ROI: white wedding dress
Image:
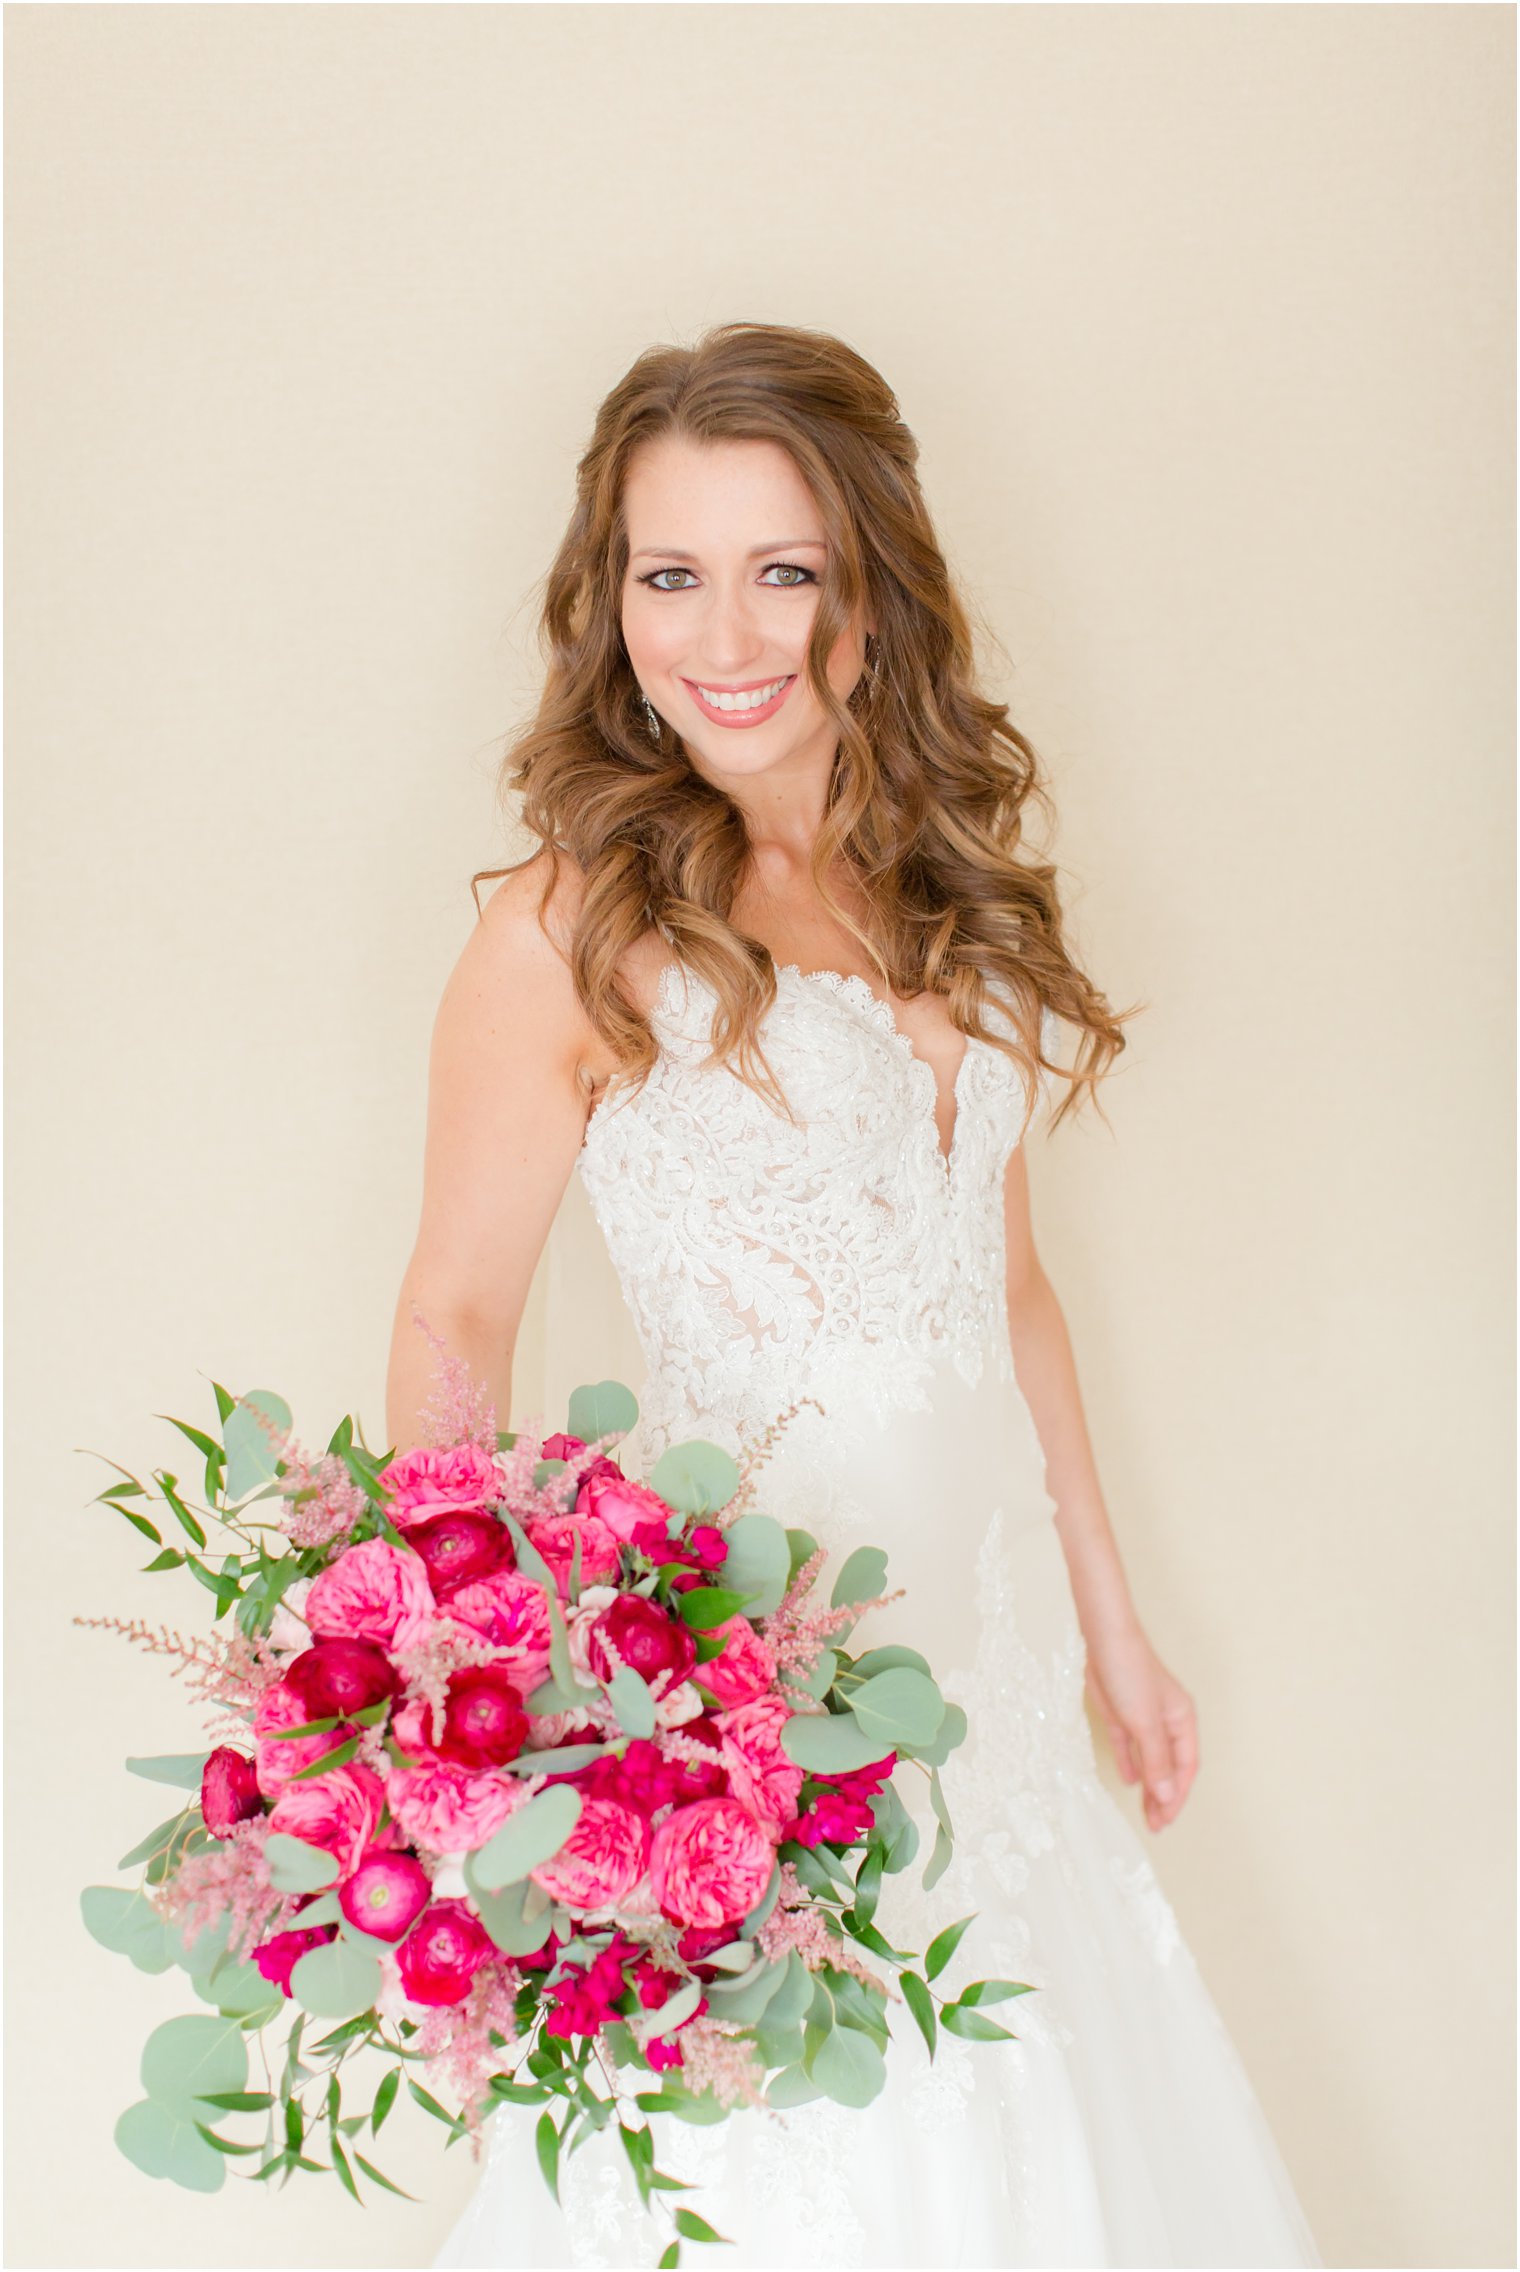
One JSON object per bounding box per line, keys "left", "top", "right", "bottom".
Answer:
{"left": 436, "top": 961, "right": 1322, "bottom": 2271}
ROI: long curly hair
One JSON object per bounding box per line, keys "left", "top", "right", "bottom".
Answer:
{"left": 471, "top": 320, "right": 1137, "bottom": 1132}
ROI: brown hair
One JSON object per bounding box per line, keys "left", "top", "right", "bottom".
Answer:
{"left": 471, "top": 319, "right": 1137, "bottom": 1132}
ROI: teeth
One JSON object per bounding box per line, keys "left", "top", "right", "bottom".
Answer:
{"left": 696, "top": 676, "right": 790, "bottom": 712}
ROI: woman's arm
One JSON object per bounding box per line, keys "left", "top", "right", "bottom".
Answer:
{"left": 385, "top": 851, "right": 597, "bottom": 1453}
{"left": 1002, "top": 1145, "right": 1199, "bottom": 1832}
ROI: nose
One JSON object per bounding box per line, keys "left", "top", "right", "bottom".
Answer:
{"left": 693, "top": 581, "right": 770, "bottom": 677}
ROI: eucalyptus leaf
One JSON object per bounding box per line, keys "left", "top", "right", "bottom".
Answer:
{"left": 288, "top": 1938, "right": 382, "bottom": 2021}
{"left": 565, "top": 1379, "right": 640, "bottom": 1444}
{"left": 848, "top": 1666, "right": 946, "bottom": 1749}
{"left": 921, "top": 1820, "right": 953, "bottom": 1893}
{"left": 470, "top": 1783, "right": 583, "bottom": 1890}
{"left": 115, "top": 2099, "right": 226, "bottom": 2193}
{"left": 647, "top": 1439, "right": 740, "bottom": 1519}
{"left": 632, "top": 1978, "right": 704, "bottom": 2044}
{"left": 713, "top": 1513, "right": 792, "bottom": 1618}
{"left": 125, "top": 1752, "right": 210, "bottom": 1791}
{"left": 140, "top": 2015, "right": 248, "bottom": 2118}
{"left": 829, "top": 1544, "right": 888, "bottom": 1612}
{"left": 784, "top": 1526, "right": 819, "bottom": 1579}
{"left": 779, "top": 1709, "right": 888, "bottom": 1776}
{"left": 762, "top": 1949, "right": 815, "bottom": 2031}
{"left": 766, "top": 2062, "right": 826, "bottom": 2109}
{"left": 910, "top": 1700, "right": 968, "bottom": 1767}
{"left": 606, "top": 1664, "right": 656, "bottom": 1738}
{"left": 739, "top": 1858, "right": 781, "bottom": 1936}
{"left": 80, "top": 1886, "right": 183, "bottom": 1975}
{"left": 848, "top": 1643, "right": 931, "bottom": 1679}
{"left": 701, "top": 1961, "right": 785, "bottom": 2025}
{"left": 506, "top": 1740, "right": 609, "bottom": 1775}
{"left": 809, "top": 2021, "right": 886, "bottom": 2108}
{"left": 117, "top": 1810, "right": 194, "bottom": 1871}
{"left": 264, "top": 1833, "right": 341, "bottom": 1893}
{"left": 223, "top": 1390, "right": 292, "bottom": 1502}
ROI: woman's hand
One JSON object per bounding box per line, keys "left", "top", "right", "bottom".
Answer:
{"left": 1083, "top": 1620, "right": 1199, "bottom": 1832}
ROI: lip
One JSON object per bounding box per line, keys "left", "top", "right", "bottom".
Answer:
{"left": 681, "top": 674, "right": 796, "bottom": 728}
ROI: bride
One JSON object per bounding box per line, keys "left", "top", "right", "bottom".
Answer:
{"left": 388, "top": 321, "right": 1322, "bottom": 2269}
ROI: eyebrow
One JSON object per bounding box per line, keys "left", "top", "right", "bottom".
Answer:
{"left": 629, "top": 538, "right": 828, "bottom": 562}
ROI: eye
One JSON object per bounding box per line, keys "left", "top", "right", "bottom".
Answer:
{"left": 638, "top": 567, "right": 697, "bottom": 592}
{"left": 759, "top": 561, "right": 818, "bottom": 587}
{"left": 634, "top": 560, "right": 819, "bottom": 593}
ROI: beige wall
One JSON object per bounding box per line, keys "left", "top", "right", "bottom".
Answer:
{"left": 6, "top": 7, "right": 1512, "bottom": 2267}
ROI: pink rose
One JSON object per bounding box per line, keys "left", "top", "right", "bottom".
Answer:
{"left": 444, "top": 1568, "right": 555, "bottom": 1696}
{"left": 267, "top": 1763, "right": 386, "bottom": 1878}
{"left": 529, "top": 1795, "right": 650, "bottom": 1910}
{"left": 396, "top": 1899, "right": 494, "bottom": 2006}
{"left": 577, "top": 1470, "right": 676, "bottom": 1546}
{"left": 407, "top": 1509, "right": 514, "bottom": 1600}
{"left": 284, "top": 1639, "right": 399, "bottom": 1719}
{"left": 252, "top": 1677, "right": 355, "bottom": 1800}
{"left": 525, "top": 1513, "right": 622, "bottom": 1592}
{"left": 587, "top": 1594, "right": 697, "bottom": 1695}
{"left": 253, "top": 1921, "right": 337, "bottom": 1997}
{"left": 200, "top": 1747, "right": 263, "bottom": 1836}
{"left": 648, "top": 1796, "right": 776, "bottom": 1929}
{"left": 338, "top": 1848, "right": 431, "bottom": 1943}
{"left": 697, "top": 1614, "right": 777, "bottom": 1710}
{"left": 385, "top": 1757, "right": 528, "bottom": 1854}
{"left": 715, "top": 1694, "right": 804, "bottom": 1836}
{"left": 306, "top": 1539, "right": 435, "bottom": 1655}
{"left": 378, "top": 1443, "right": 503, "bottom": 1529}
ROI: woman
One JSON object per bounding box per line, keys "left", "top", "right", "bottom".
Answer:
{"left": 395, "top": 322, "right": 1321, "bottom": 2268}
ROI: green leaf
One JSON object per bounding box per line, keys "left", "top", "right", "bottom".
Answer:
{"left": 847, "top": 1666, "right": 945, "bottom": 1748}
{"left": 192, "top": 2124, "right": 262, "bottom": 2157}
{"left": 535, "top": 2109, "right": 561, "bottom": 2204}
{"left": 921, "top": 1821, "right": 953, "bottom": 1893}
{"left": 658, "top": 2243, "right": 680, "bottom": 2269}
{"left": 115, "top": 2098, "right": 225, "bottom": 2192}
{"left": 140, "top": 2015, "right": 248, "bottom": 2118}
{"left": 462, "top": 1859, "right": 560, "bottom": 1958}
{"left": 197, "top": 2090, "right": 275, "bottom": 2113}
{"left": 289, "top": 1736, "right": 361, "bottom": 1780}
{"left": 958, "top": 1977, "right": 1036, "bottom": 2006}
{"left": 117, "top": 1809, "right": 193, "bottom": 1870}
{"left": 503, "top": 1739, "right": 609, "bottom": 1775}
{"left": 899, "top": 1970, "right": 937, "bottom": 2059}
{"left": 264, "top": 1833, "right": 341, "bottom": 1893}
{"left": 352, "top": 2151, "right": 417, "bottom": 2200}
{"left": 910, "top": 1699, "right": 968, "bottom": 1766}
{"left": 565, "top": 1379, "right": 640, "bottom": 1443}
{"left": 851, "top": 1839, "right": 885, "bottom": 1929}
{"left": 112, "top": 1503, "right": 164, "bottom": 1546}
{"left": 830, "top": 1544, "right": 888, "bottom": 1611}
{"left": 606, "top": 1664, "right": 656, "bottom": 1738}
{"left": 330, "top": 2134, "right": 362, "bottom": 2203}
{"left": 223, "top": 1391, "right": 292, "bottom": 1500}
{"left": 713, "top": 1512, "right": 792, "bottom": 1618}
{"left": 738, "top": 1858, "right": 782, "bottom": 1936}
{"left": 80, "top": 1885, "right": 183, "bottom": 1974}
{"left": 141, "top": 1548, "right": 186, "bottom": 1573}
{"left": 808, "top": 2021, "right": 887, "bottom": 2108}
{"left": 371, "top": 2066, "right": 401, "bottom": 2132}
{"left": 154, "top": 1471, "right": 208, "bottom": 1548}
{"left": 940, "top": 2002, "right": 1017, "bottom": 2042}
{"left": 924, "top": 1912, "right": 977, "bottom": 1982}
{"left": 647, "top": 1438, "right": 741, "bottom": 1519}
{"left": 848, "top": 1643, "right": 931, "bottom": 1679}
{"left": 778, "top": 1710, "right": 885, "bottom": 1775}
{"left": 470, "top": 1783, "right": 583, "bottom": 1890}
{"left": 674, "top": 2207, "right": 730, "bottom": 2243}
{"left": 288, "top": 1939, "right": 382, "bottom": 2021}
{"left": 126, "top": 1752, "right": 210, "bottom": 1790}
{"left": 765, "top": 2062, "right": 825, "bottom": 2108}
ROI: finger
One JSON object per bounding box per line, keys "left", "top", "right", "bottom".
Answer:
{"left": 1134, "top": 1721, "right": 1176, "bottom": 1820}
{"left": 1165, "top": 1701, "right": 1200, "bottom": 1808}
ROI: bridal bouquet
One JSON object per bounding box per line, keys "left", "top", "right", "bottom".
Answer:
{"left": 79, "top": 1350, "right": 1028, "bottom": 2261}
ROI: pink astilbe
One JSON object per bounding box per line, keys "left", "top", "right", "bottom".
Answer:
{"left": 269, "top": 1438, "right": 370, "bottom": 1550}
{"left": 722, "top": 1396, "right": 828, "bottom": 1525}
{"left": 73, "top": 1617, "right": 284, "bottom": 1720}
{"left": 152, "top": 1815, "right": 297, "bottom": 1960}
{"left": 754, "top": 1861, "right": 893, "bottom": 1998}
{"left": 409, "top": 1305, "right": 498, "bottom": 1454}
{"left": 756, "top": 1551, "right": 906, "bottom": 1696}
{"left": 670, "top": 2016, "right": 768, "bottom": 2109}
{"left": 412, "top": 1960, "right": 526, "bottom": 2128}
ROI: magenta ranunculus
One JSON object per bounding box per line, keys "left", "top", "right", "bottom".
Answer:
{"left": 576, "top": 1469, "right": 677, "bottom": 1546}
{"left": 715, "top": 1694, "right": 804, "bottom": 1836}
{"left": 266, "top": 1762, "right": 386, "bottom": 1878}
{"left": 587, "top": 1594, "right": 697, "bottom": 1694}
{"left": 443, "top": 1568, "right": 555, "bottom": 1695}
{"left": 525, "top": 1512, "right": 622, "bottom": 1592}
{"left": 436, "top": 1666, "right": 530, "bottom": 1769}
{"left": 529, "top": 1796, "right": 650, "bottom": 1910}
{"left": 284, "top": 1639, "right": 399, "bottom": 1720}
{"left": 396, "top": 1899, "right": 495, "bottom": 2005}
{"left": 385, "top": 1756, "right": 528, "bottom": 1854}
{"left": 553, "top": 1735, "right": 682, "bottom": 1817}
{"left": 647, "top": 1795, "right": 777, "bottom": 1929}
{"left": 377, "top": 1442, "right": 504, "bottom": 1530}
{"left": 696, "top": 1613, "right": 777, "bottom": 1710}
{"left": 337, "top": 1847, "right": 432, "bottom": 1943}
{"left": 252, "top": 1677, "right": 355, "bottom": 1799}
{"left": 200, "top": 1746, "right": 263, "bottom": 1836}
{"left": 407, "top": 1509, "right": 514, "bottom": 1601}
{"left": 544, "top": 1932, "right": 636, "bottom": 2038}
{"left": 661, "top": 1714, "right": 730, "bottom": 1804}
{"left": 305, "top": 1538, "right": 435, "bottom": 1655}
{"left": 252, "top": 1922, "right": 337, "bottom": 1996}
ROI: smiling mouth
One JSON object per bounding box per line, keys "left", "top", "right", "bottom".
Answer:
{"left": 683, "top": 674, "right": 796, "bottom": 724}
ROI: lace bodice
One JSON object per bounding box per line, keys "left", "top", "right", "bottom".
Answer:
{"left": 576, "top": 962, "right": 1059, "bottom": 1461}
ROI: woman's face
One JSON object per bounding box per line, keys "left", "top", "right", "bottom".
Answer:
{"left": 619, "top": 433, "right": 872, "bottom": 791}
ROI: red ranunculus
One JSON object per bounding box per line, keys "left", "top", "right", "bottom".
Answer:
{"left": 338, "top": 1848, "right": 432, "bottom": 1943}
{"left": 662, "top": 1714, "right": 729, "bottom": 1804}
{"left": 587, "top": 1594, "right": 697, "bottom": 1693}
{"left": 406, "top": 1510, "right": 515, "bottom": 1601}
{"left": 396, "top": 1899, "right": 494, "bottom": 2006}
{"left": 252, "top": 1922, "right": 336, "bottom": 1997}
{"left": 200, "top": 1746, "right": 263, "bottom": 1837}
{"left": 285, "top": 1639, "right": 399, "bottom": 1720}
{"left": 435, "top": 1666, "right": 530, "bottom": 1769}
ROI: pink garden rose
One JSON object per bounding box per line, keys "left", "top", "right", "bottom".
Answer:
{"left": 267, "top": 1762, "right": 386, "bottom": 1878}
{"left": 306, "top": 1538, "right": 435, "bottom": 1655}
{"left": 576, "top": 1469, "right": 676, "bottom": 1546}
{"left": 385, "top": 1757, "right": 528, "bottom": 1854}
{"left": 715, "top": 1694, "right": 804, "bottom": 1836}
{"left": 253, "top": 1921, "right": 336, "bottom": 1997}
{"left": 396, "top": 1899, "right": 495, "bottom": 2006}
{"left": 648, "top": 1795, "right": 776, "bottom": 1930}
{"left": 200, "top": 1747, "right": 263, "bottom": 1836}
{"left": 378, "top": 1443, "right": 503, "bottom": 1529}
{"left": 443, "top": 1568, "right": 555, "bottom": 1696}
{"left": 406, "top": 1509, "right": 514, "bottom": 1601}
{"left": 338, "top": 1848, "right": 432, "bottom": 1943}
{"left": 529, "top": 1795, "right": 650, "bottom": 1910}
{"left": 586, "top": 1593, "right": 697, "bottom": 1694}
{"left": 697, "top": 1613, "right": 777, "bottom": 1710}
{"left": 524, "top": 1512, "right": 622, "bottom": 1591}
{"left": 252, "top": 1677, "right": 355, "bottom": 1799}
{"left": 284, "top": 1638, "right": 399, "bottom": 1720}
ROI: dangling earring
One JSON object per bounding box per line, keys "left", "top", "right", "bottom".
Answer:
{"left": 853, "top": 636, "right": 881, "bottom": 704}
{"left": 641, "top": 694, "right": 661, "bottom": 741}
